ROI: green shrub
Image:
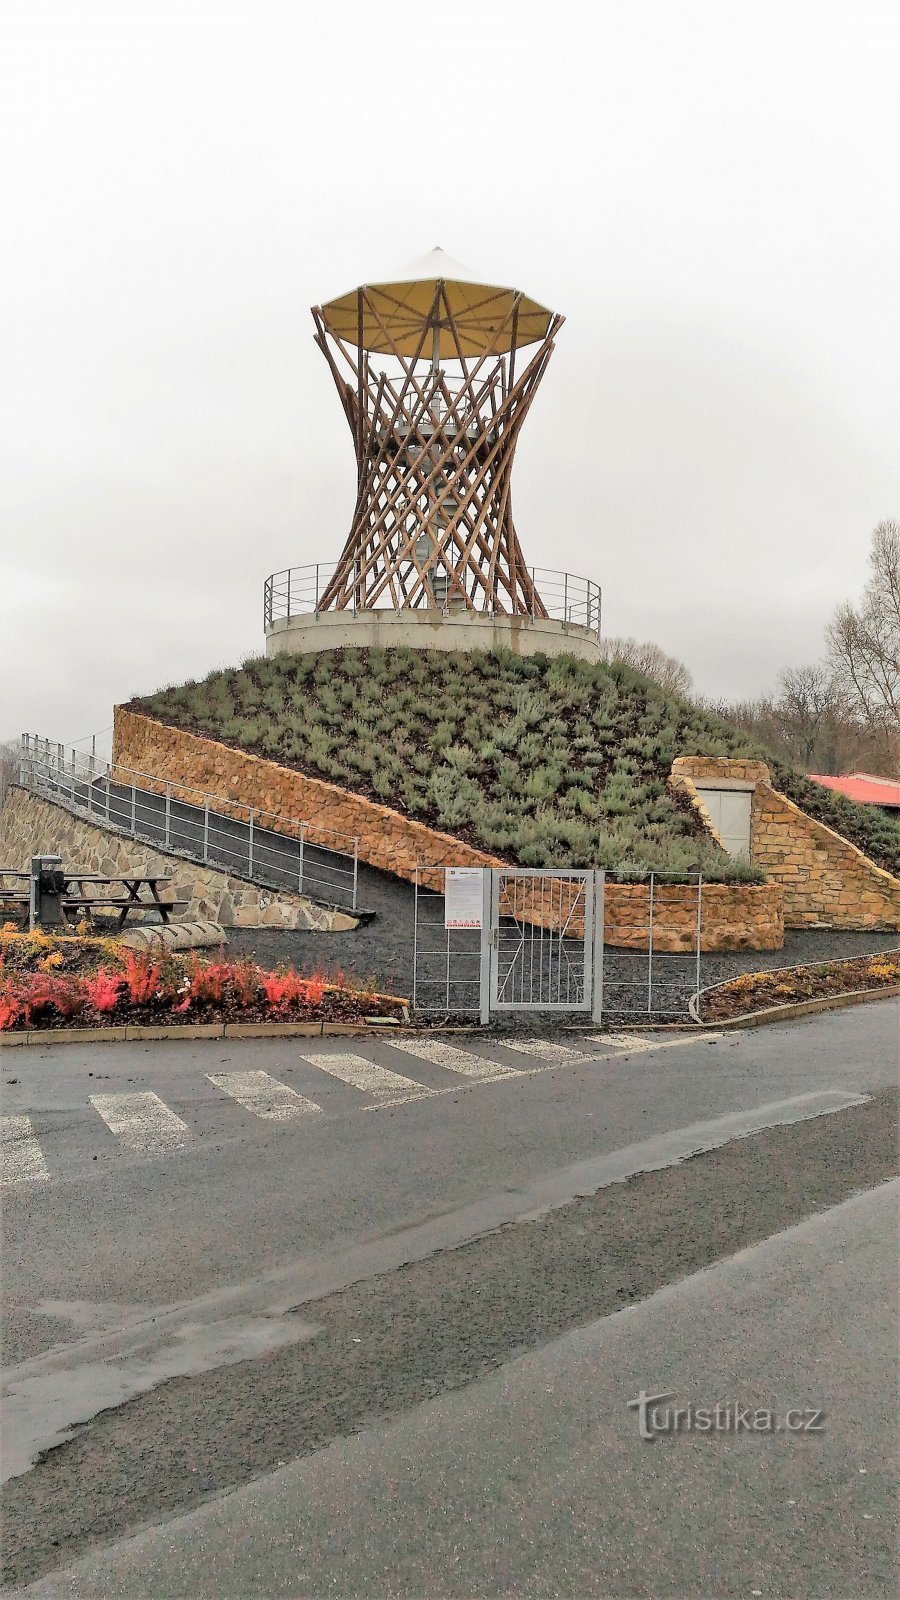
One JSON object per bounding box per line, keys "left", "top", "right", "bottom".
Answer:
{"left": 129, "top": 645, "right": 898, "bottom": 883}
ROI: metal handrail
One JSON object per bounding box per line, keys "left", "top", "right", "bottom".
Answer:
{"left": 264, "top": 563, "right": 602, "bottom": 638}
{"left": 18, "top": 735, "right": 361, "bottom": 912}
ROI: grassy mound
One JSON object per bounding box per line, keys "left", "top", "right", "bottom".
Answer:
{"left": 130, "top": 647, "right": 900, "bottom": 881}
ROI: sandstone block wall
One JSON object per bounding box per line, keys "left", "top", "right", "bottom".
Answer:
{"left": 672, "top": 756, "right": 900, "bottom": 931}
{"left": 113, "top": 711, "right": 785, "bottom": 950}
{"left": 604, "top": 882, "right": 783, "bottom": 952}
{"left": 114, "top": 708, "right": 503, "bottom": 881}
{"left": 0, "top": 787, "right": 355, "bottom": 931}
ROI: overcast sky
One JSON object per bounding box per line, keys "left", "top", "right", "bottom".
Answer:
{"left": 2, "top": 0, "right": 898, "bottom": 749}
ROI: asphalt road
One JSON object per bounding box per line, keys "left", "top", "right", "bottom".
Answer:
{"left": 2, "top": 1000, "right": 898, "bottom": 1595}
{"left": 20, "top": 1182, "right": 897, "bottom": 1600}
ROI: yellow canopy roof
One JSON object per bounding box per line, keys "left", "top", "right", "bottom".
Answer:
{"left": 317, "top": 247, "right": 556, "bottom": 358}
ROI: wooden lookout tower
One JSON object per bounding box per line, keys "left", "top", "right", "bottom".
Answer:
{"left": 312, "top": 249, "right": 562, "bottom": 616}
{"left": 264, "top": 251, "right": 602, "bottom": 661}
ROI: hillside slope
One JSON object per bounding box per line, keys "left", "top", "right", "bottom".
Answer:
{"left": 130, "top": 647, "right": 900, "bottom": 881}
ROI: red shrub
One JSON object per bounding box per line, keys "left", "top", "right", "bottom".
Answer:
{"left": 122, "top": 951, "right": 162, "bottom": 1006}
{"left": 186, "top": 958, "right": 230, "bottom": 1005}
{"left": 175, "top": 956, "right": 259, "bottom": 1012}
{"left": 85, "top": 967, "right": 124, "bottom": 1015}
{"left": 0, "top": 995, "right": 23, "bottom": 1031}
{"left": 260, "top": 968, "right": 326, "bottom": 1010}
{"left": 303, "top": 973, "right": 326, "bottom": 1006}
{"left": 260, "top": 969, "right": 303, "bottom": 1007}
{"left": 230, "top": 961, "right": 261, "bottom": 1009}
{"left": 0, "top": 972, "right": 84, "bottom": 1028}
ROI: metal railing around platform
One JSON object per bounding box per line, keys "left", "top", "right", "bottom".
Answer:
{"left": 263, "top": 563, "right": 602, "bottom": 637}
{"left": 17, "top": 736, "right": 360, "bottom": 913}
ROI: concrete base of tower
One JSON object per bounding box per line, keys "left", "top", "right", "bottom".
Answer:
{"left": 264, "top": 608, "right": 604, "bottom": 663}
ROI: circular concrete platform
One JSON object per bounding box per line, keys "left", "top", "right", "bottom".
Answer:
{"left": 265, "top": 608, "right": 604, "bottom": 663}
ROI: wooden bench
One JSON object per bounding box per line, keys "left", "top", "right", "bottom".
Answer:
{"left": 0, "top": 874, "right": 30, "bottom": 927}
{"left": 61, "top": 873, "right": 187, "bottom": 931}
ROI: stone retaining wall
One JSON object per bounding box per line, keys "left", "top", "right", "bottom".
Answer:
{"left": 672, "top": 756, "right": 900, "bottom": 931}
{"left": 113, "top": 711, "right": 785, "bottom": 950}
{"left": 0, "top": 787, "right": 355, "bottom": 931}
{"left": 604, "top": 882, "right": 783, "bottom": 952}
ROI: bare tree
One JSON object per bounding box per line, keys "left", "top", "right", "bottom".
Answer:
{"left": 774, "top": 664, "right": 856, "bottom": 771}
{"left": 0, "top": 740, "right": 20, "bottom": 809}
{"left": 827, "top": 520, "right": 900, "bottom": 740}
{"left": 698, "top": 681, "right": 889, "bottom": 775}
{"left": 598, "top": 636, "right": 693, "bottom": 697}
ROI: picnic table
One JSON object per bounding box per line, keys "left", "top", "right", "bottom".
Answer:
{"left": 61, "top": 872, "right": 184, "bottom": 930}
{"left": 0, "top": 872, "right": 30, "bottom": 925}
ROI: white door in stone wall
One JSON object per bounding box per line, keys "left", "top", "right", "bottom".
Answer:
{"left": 694, "top": 787, "right": 753, "bottom": 857}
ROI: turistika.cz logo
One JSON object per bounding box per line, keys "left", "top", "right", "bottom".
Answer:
{"left": 628, "top": 1390, "right": 826, "bottom": 1440}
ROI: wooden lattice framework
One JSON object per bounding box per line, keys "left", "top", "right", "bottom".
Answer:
{"left": 311, "top": 260, "right": 564, "bottom": 615}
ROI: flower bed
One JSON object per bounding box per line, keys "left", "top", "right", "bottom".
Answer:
{"left": 0, "top": 931, "right": 405, "bottom": 1032}
{"left": 696, "top": 951, "right": 900, "bottom": 1023}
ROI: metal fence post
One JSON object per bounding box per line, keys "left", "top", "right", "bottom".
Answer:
{"left": 248, "top": 810, "right": 254, "bottom": 877}
{"left": 131, "top": 782, "right": 136, "bottom": 837}
{"left": 412, "top": 867, "right": 419, "bottom": 1016}
{"left": 695, "top": 875, "right": 703, "bottom": 1007}
{"left": 203, "top": 800, "right": 210, "bottom": 864}
{"left": 563, "top": 570, "right": 568, "bottom": 623}
{"left": 591, "top": 869, "right": 605, "bottom": 1025}
{"left": 352, "top": 837, "right": 358, "bottom": 912}
{"left": 105, "top": 772, "right": 111, "bottom": 823}
{"left": 479, "top": 868, "right": 492, "bottom": 1025}
{"left": 164, "top": 783, "right": 171, "bottom": 848}
{"left": 298, "top": 825, "right": 305, "bottom": 894}
{"left": 19, "top": 734, "right": 27, "bottom": 787}
{"left": 647, "top": 873, "right": 655, "bottom": 1015}
{"left": 287, "top": 570, "right": 292, "bottom": 620}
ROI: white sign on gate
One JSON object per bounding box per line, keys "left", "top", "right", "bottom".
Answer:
{"left": 444, "top": 867, "right": 484, "bottom": 929}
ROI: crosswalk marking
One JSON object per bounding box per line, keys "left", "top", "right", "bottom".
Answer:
{"left": 584, "top": 1032, "right": 723, "bottom": 1054}
{"left": 298, "top": 1053, "right": 430, "bottom": 1103}
{"left": 387, "top": 1038, "right": 519, "bottom": 1080}
{"left": 206, "top": 1070, "right": 322, "bottom": 1121}
{"left": 6, "top": 1032, "right": 729, "bottom": 1182}
{"left": 1, "top": 1116, "right": 50, "bottom": 1185}
{"left": 90, "top": 1091, "right": 192, "bottom": 1152}
{"left": 501, "top": 1039, "right": 588, "bottom": 1062}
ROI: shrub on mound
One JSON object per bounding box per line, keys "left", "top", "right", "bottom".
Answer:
{"left": 130, "top": 646, "right": 900, "bottom": 880}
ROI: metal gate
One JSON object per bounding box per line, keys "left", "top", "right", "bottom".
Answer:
{"left": 490, "top": 868, "right": 601, "bottom": 1017}
{"left": 412, "top": 866, "right": 603, "bottom": 1022}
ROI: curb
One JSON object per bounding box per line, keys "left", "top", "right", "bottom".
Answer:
{"left": 0, "top": 1016, "right": 412, "bottom": 1047}
{"left": 688, "top": 982, "right": 900, "bottom": 1029}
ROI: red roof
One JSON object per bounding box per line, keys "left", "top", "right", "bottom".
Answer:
{"left": 806, "top": 772, "right": 900, "bottom": 808}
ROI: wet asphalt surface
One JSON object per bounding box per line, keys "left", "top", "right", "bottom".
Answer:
{"left": 3, "top": 1089, "right": 896, "bottom": 1590}
{"left": 2, "top": 1000, "right": 897, "bottom": 1592}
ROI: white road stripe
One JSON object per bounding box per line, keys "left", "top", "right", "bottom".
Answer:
{"left": 90, "top": 1091, "right": 192, "bottom": 1152}
{"left": 299, "top": 1053, "right": 429, "bottom": 1103}
{"left": 500, "top": 1039, "right": 588, "bottom": 1062}
{"left": 388, "top": 1038, "right": 519, "bottom": 1080}
{"left": 1, "top": 1116, "right": 50, "bottom": 1185}
{"left": 584, "top": 1032, "right": 724, "bottom": 1053}
{"left": 207, "top": 1071, "right": 322, "bottom": 1121}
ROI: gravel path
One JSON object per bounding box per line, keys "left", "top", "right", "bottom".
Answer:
{"left": 224, "top": 860, "right": 898, "bottom": 1020}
